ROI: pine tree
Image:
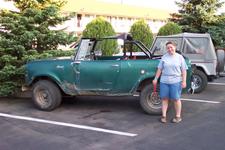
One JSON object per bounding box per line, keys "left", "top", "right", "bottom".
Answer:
{"left": 170, "top": 0, "right": 224, "bottom": 33}
{"left": 0, "top": 0, "right": 75, "bottom": 96}
{"left": 207, "top": 14, "right": 225, "bottom": 48}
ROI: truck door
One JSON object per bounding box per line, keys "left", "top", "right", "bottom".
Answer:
{"left": 77, "top": 60, "right": 120, "bottom": 91}
{"left": 72, "top": 39, "right": 120, "bottom": 93}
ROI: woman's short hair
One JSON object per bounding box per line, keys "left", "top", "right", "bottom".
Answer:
{"left": 166, "top": 41, "right": 177, "bottom": 47}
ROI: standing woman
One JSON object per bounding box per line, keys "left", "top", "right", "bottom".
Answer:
{"left": 152, "top": 41, "right": 188, "bottom": 123}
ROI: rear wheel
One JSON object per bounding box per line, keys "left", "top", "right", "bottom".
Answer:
{"left": 140, "top": 84, "right": 162, "bottom": 115}
{"left": 32, "top": 80, "right": 62, "bottom": 111}
{"left": 192, "top": 69, "right": 207, "bottom": 93}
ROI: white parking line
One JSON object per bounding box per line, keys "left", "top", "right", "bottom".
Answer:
{"left": 181, "top": 98, "right": 221, "bottom": 104}
{"left": 208, "top": 82, "right": 225, "bottom": 86}
{"left": 0, "top": 113, "right": 137, "bottom": 137}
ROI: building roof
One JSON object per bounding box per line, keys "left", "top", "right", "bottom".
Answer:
{"left": 62, "top": 0, "right": 170, "bottom": 21}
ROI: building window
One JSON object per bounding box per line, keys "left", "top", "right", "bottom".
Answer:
{"left": 77, "top": 14, "right": 82, "bottom": 27}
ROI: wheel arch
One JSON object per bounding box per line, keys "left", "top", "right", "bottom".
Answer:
{"left": 30, "top": 76, "right": 67, "bottom": 96}
{"left": 136, "top": 77, "right": 154, "bottom": 92}
{"left": 196, "top": 66, "right": 206, "bottom": 74}
{"left": 194, "top": 66, "right": 212, "bottom": 81}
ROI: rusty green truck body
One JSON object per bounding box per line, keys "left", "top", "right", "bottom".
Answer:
{"left": 25, "top": 34, "right": 192, "bottom": 114}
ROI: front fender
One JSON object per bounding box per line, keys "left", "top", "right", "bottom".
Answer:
{"left": 28, "top": 73, "right": 78, "bottom": 96}
{"left": 131, "top": 73, "right": 155, "bottom": 93}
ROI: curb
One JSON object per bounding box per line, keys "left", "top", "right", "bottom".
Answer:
{"left": 13, "top": 91, "right": 32, "bottom": 99}
{"left": 0, "top": 91, "right": 31, "bottom": 99}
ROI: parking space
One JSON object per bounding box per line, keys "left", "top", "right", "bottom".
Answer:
{"left": 0, "top": 76, "right": 225, "bottom": 150}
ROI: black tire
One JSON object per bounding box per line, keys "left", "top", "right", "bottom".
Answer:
{"left": 140, "top": 84, "right": 162, "bottom": 115}
{"left": 32, "top": 80, "right": 62, "bottom": 111}
{"left": 216, "top": 49, "right": 225, "bottom": 73}
{"left": 192, "top": 69, "right": 208, "bottom": 93}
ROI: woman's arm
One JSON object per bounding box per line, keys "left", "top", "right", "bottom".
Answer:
{"left": 152, "top": 68, "right": 162, "bottom": 85}
{"left": 181, "top": 69, "right": 187, "bottom": 88}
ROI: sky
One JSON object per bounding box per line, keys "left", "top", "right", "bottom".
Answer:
{"left": 0, "top": 0, "right": 16, "bottom": 10}
{"left": 100, "top": 0, "right": 180, "bottom": 11}
{"left": 100, "top": 0, "right": 225, "bottom": 13}
{"left": 0, "top": 0, "right": 225, "bottom": 13}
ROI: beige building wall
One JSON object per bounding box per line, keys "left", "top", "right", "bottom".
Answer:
{"left": 62, "top": 0, "right": 170, "bottom": 35}
{"left": 0, "top": 0, "right": 171, "bottom": 35}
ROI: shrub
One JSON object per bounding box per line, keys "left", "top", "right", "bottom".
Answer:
{"left": 129, "top": 19, "right": 153, "bottom": 51}
{"left": 157, "top": 22, "right": 182, "bottom": 36}
{"left": 82, "top": 17, "right": 117, "bottom": 56}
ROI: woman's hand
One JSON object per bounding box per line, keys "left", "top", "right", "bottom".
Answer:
{"left": 181, "top": 81, "right": 186, "bottom": 88}
{"left": 152, "top": 79, "right": 157, "bottom": 85}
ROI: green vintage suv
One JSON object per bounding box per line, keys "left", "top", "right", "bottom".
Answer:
{"left": 25, "top": 34, "right": 192, "bottom": 114}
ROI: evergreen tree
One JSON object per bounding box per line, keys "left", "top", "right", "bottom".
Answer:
{"left": 170, "top": 0, "right": 224, "bottom": 33}
{"left": 0, "top": 0, "right": 75, "bottom": 96}
{"left": 157, "top": 22, "right": 182, "bottom": 36}
{"left": 207, "top": 14, "right": 225, "bottom": 48}
{"left": 129, "top": 19, "right": 153, "bottom": 51}
{"left": 82, "top": 17, "right": 117, "bottom": 56}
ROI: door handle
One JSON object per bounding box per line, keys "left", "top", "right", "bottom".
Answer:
{"left": 111, "top": 64, "right": 119, "bottom": 67}
{"left": 71, "top": 61, "right": 81, "bottom": 65}
{"left": 56, "top": 65, "right": 64, "bottom": 69}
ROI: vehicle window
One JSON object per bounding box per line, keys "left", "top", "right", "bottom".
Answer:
{"left": 124, "top": 43, "right": 138, "bottom": 52}
{"left": 76, "top": 39, "right": 94, "bottom": 60}
{"left": 183, "top": 37, "right": 208, "bottom": 55}
{"left": 94, "top": 39, "right": 119, "bottom": 57}
{"left": 152, "top": 38, "right": 182, "bottom": 55}
{"left": 73, "top": 44, "right": 79, "bottom": 58}
{"left": 122, "top": 42, "right": 148, "bottom": 59}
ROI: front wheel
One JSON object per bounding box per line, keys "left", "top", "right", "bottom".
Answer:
{"left": 32, "top": 80, "right": 62, "bottom": 111}
{"left": 140, "top": 84, "right": 162, "bottom": 115}
{"left": 192, "top": 69, "right": 207, "bottom": 93}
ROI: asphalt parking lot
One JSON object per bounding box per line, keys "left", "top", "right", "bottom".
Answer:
{"left": 1, "top": 76, "right": 225, "bottom": 150}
